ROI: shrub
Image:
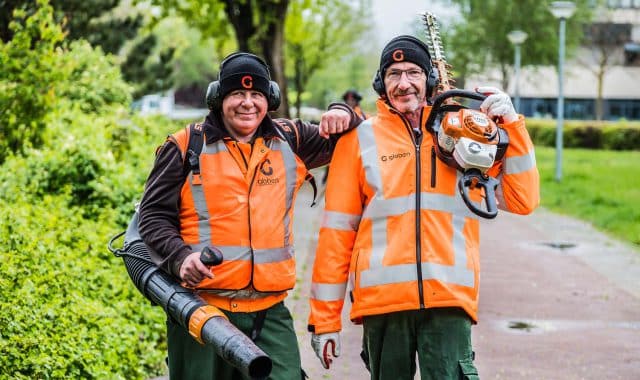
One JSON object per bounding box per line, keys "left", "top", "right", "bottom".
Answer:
{"left": 526, "top": 119, "right": 640, "bottom": 151}
{"left": 56, "top": 40, "right": 132, "bottom": 114}
{"left": 0, "top": 0, "right": 133, "bottom": 164}
{"left": 0, "top": 195, "right": 168, "bottom": 379}
{"left": 0, "top": 105, "right": 179, "bottom": 378}
{"left": 0, "top": 0, "right": 67, "bottom": 161}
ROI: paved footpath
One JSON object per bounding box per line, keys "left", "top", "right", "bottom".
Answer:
{"left": 152, "top": 173, "right": 640, "bottom": 379}
{"left": 288, "top": 175, "right": 640, "bottom": 380}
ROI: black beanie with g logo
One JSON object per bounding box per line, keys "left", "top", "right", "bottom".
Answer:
{"left": 219, "top": 53, "right": 271, "bottom": 100}
{"left": 379, "top": 35, "right": 432, "bottom": 77}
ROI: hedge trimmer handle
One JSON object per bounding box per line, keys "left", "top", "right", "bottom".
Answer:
{"left": 458, "top": 169, "right": 499, "bottom": 219}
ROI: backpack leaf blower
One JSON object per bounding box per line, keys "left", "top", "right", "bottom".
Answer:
{"left": 108, "top": 210, "right": 272, "bottom": 380}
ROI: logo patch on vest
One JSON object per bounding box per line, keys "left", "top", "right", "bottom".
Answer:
{"left": 258, "top": 159, "right": 280, "bottom": 185}
{"left": 380, "top": 151, "right": 411, "bottom": 162}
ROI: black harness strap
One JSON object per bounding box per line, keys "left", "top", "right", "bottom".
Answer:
{"left": 185, "top": 123, "right": 204, "bottom": 174}
{"left": 250, "top": 309, "right": 268, "bottom": 341}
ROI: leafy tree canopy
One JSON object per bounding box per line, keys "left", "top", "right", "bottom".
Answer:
{"left": 436, "top": 0, "right": 593, "bottom": 89}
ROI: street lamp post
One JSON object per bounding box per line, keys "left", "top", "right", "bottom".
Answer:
{"left": 507, "top": 30, "right": 528, "bottom": 112}
{"left": 549, "top": 1, "right": 576, "bottom": 182}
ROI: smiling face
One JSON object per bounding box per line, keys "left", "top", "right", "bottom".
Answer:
{"left": 221, "top": 89, "right": 268, "bottom": 142}
{"left": 384, "top": 61, "right": 427, "bottom": 115}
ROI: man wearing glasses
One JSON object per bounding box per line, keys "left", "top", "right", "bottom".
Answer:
{"left": 307, "top": 35, "right": 539, "bottom": 379}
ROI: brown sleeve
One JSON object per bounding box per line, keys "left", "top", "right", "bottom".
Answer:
{"left": 138, "top": 141, "right": 192, "bottom": 278}
{"left": 291, "top": 102, "right": 362, "bottom": 169}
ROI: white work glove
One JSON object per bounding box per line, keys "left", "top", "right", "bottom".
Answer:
{"left": 311, "top": 332, "right": 341, "bottom": 369}
{"left": 476, "top": 86, "right": 518, "bottom": 124}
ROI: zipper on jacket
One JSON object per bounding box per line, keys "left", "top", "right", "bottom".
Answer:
{"left": 414, "top": 130, "right": 425, "bottom": 309}
{"left": 390, "top": 107, "right": 426, "bottom": 309}
{"left": 247, "top": 164, "right": 259, "bottom": 289}
{"left": 430, "top": 146, "right": 436, "bottom": 188}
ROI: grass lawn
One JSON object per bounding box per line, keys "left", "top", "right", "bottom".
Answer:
{"left": 535, "top": 146, "right": 640, "bottom": 247}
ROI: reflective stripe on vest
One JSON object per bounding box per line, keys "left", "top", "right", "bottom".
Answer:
{"left": 279, "top": 138, "right": 299, "bottom": 247}
{"left": 353, "top": 120, "right": 477, "bottom": 289}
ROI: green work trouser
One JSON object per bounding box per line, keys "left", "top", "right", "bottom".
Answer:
{"left": 166, "top": 301, "right": 301, "bottom": 380}
{"left": 361, "top": 307, "right": 479, "bottom": 380}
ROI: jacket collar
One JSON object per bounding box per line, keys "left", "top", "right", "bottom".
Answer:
{"left": 202, "top": 111, "right": 277, "bottom": 144}
{"left": 375, "top": 98, "right": 432, "bottom": 130}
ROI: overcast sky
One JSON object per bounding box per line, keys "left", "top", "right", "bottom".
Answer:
{"left": 371, "top": 0, "right": 460, "bottom": 44}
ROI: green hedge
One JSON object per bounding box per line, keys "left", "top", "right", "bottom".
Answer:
{"left": 0, "top": 106, "right": 179, "bottom": 379}
{"left": 526, "top": 119, "right": 640, "bottom": 151}
{"left": 0, "top": 2, "right": 199, "bottom": 377}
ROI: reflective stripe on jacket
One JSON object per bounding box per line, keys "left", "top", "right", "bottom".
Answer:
{"left": 171, "top": 126, "right": 308, "bottom": 297}
{"left": 308, "top": 99, "right": 539, "bottom": 334}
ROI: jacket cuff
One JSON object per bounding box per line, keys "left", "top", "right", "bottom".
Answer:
{"left": 328, "top": 102, "right": 362, "bottom": 130}
{"left": 500, "top": 114, "right": 525, "bottom": 131}
{"left": 170, "top": 246, "right": 192, "bottom": 279}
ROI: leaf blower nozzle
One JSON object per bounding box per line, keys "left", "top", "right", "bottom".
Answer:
{"left": 109, "top": 211, "right": 272, "bottom": 380}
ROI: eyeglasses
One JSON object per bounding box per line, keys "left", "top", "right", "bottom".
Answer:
{"left": 385, "top": 68, "right": 425, "bottom": 82}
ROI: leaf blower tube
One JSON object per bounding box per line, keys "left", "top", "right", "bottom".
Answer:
{"left": 108, "top": 211, "right": 272, "bottom": 380}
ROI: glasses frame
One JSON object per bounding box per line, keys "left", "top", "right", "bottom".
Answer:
{"left": 385, "top": 68, "right": 425, "bottom": 82}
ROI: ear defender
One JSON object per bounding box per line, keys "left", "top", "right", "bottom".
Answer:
{"left": 205, "top": 52, "right": 281, "bottom": 112}
{"left": 372, "top": 70, "right": 385, "bottom": 96}
{"left": 206, "top": 81, "right": 221, "bottom": 111}
{"left": 427, "top": 67, "right": 440, "bottom": 99}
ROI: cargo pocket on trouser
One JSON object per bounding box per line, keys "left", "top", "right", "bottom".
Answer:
{"left": 458, "top": 358, "right": 479, "bottom": 380}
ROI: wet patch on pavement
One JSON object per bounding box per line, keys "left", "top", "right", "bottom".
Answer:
{"left": 495, "top": 319, "right": 640, "bottom": 335}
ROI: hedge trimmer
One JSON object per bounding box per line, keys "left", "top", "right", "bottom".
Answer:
{"left": 422, "top": 12, "right": 509, "bottom": 219}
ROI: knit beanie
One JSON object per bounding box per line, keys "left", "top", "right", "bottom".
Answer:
{"left": 219, "top": 53, "right": 271, "bottom": 100}
{"left": 379, "top": 35, "right": 432, "bottom": 77}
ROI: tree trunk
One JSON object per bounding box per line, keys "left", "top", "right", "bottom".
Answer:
{"left": 294, "top": 52, "right": 303, "bottom": 119}
{"left": 223, "top": 0, "right": 290, "bottom": 118}
{"left": 258, "top": 0, "right": 290, "bottom": 118}
{"left": 596, "top": 70, "right": 604, "bottom": 121}
{"left": 223, "top": 0, "right": 254, "bottom": 51}
{"left": 595, "top": 48, "right": 607, "bottom": 121}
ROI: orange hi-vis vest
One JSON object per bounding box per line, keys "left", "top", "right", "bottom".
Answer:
{"left": 170, "top": 125, "right": 309, "bottom": 312}
{"left": 308, "top": 100, "right": 539, "bottom": 334}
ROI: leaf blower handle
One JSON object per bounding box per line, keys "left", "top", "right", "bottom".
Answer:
{"left": 200, "top": 246, "right": 224, "bottom": 266}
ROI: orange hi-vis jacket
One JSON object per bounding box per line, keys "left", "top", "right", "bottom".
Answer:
{"left": 170, "top": 124, "right": 309, "bottom": 312}
{"left": 308, "top": 99, "right": 539, "bottom": 334}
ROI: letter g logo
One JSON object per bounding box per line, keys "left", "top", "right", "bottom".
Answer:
{"left": 392, "top": 49, "right": 404, "bottom": 62}
{"left": 241, "top": 75, "right": 253, "bottom": 89}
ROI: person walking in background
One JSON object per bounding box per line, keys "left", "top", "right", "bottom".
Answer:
{"left": 322, "top": 89, "right": 367, "bottom": 185}
{"left": 307, "top": 35, "right": 539, "bottom": 379}
{"left": 342, "top": 89, "right": 367, "bottom": 119}
{"left": 138, "top": 51, "right": 361, "bottom": 380}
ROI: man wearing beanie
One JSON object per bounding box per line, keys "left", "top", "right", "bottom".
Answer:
{"left": 138, "top": 51, "right": 361, "bottom": 380}
{"left": 308, "top": 35, "right": 539, "bottom": 379}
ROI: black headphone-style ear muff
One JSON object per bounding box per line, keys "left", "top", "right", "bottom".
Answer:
{"left": 372, "top": 70, "right": 385, "bottom": 96}
{"left": 427, "top": 67, "right": 439, "bottom": 99}
{"left": 371, "top": 36, "right": 439, "bottom": 98}
{"left": 205, "top": 52, "right": 281, "bottom": 112}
